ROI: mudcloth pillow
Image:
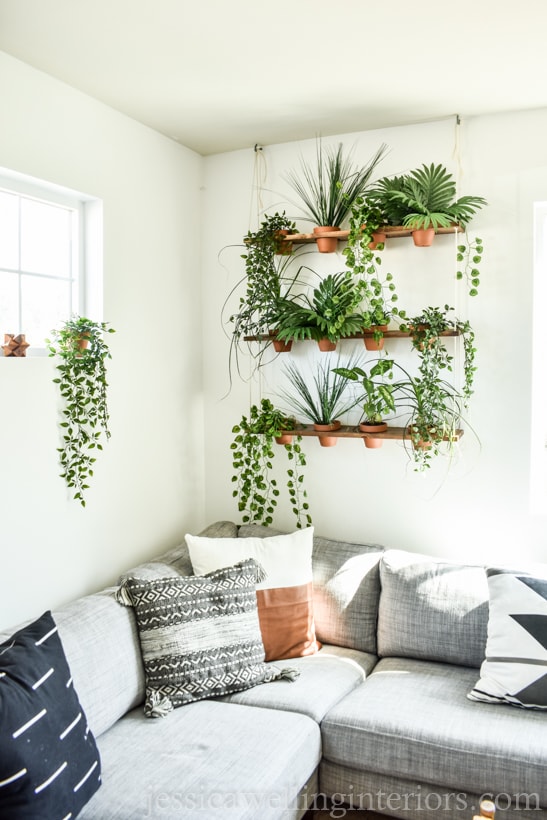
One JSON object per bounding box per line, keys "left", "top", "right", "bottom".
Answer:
{"left": 118, "top": 558, "right": 299, "bottom": 717}
{"left": 0, "top": 611, "right": 101, "bottom": 819}
{"left": 185, "top": 527, "right": 320, "bottom": 661}
{"left": 468, "top": 568, "right": 547, "bottom": 709}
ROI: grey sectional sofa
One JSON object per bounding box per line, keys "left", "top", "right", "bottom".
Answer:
{"left": 2, "top": 521, "right": 546, "bottom": 819}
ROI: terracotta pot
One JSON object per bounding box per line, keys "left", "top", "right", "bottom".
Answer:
{"left": 359, "top": 421, "right": 388, "bottom": 449}
{"left": 407, "top": 425, "right": 434, "bottom": 450}
{"left": 317, "top": 337, "right": 336, "bottom": 352}
{"left": 274, "top": 229, "right": 293, "bottom": 255}
{"left": 275, "top": 433, "right": 294, "bottom": 445}
{"left": 313, "top": 420, "right": 341, "bottom": 447}
{"left": 364, "top": 324, "right": 388, "bottom": 351}
{"left": 412, "top": 228, "right": 435, "bottom": 247}
{"left": 272, "top": 337, "right": 293, "bottom": 353}
{"left": 368, "top": 231, "right": 386, "bottom": 250}
{"left": 313, "top": 226, "right": 340, "bottom": 253}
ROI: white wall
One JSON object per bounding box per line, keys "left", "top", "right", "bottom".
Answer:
{"left": 202, "top": 113, "right": 547, "bottom": 565}
{"left": 0, "top": 52, "right": 205, "bottom": 630}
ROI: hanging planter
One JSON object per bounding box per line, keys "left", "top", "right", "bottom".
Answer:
{"left": 274, "top": 433, "right": 294, "bottom": 445}
{"left": 271, "top": 332, "right": 293, "bottom": 353}
{"left": 313, "top": 226, "right": 341, "bottom": 253}
{"left": 368, "top": 230, "right": 386, "bottom": 250}
{"left": 364, "top": 324, "right": 388, "bottom": 351}
{"left": 318, "top": 337, "right": 337, "bottom": 352}
{"left": 412, "top": 228, "right": 435, "bottom": 247}
{"left": 274, "top": 229, "right": 293, "bottom": 256}
{"left": 313, "top": 420, "right": 341, "bottom": 447}
{"left": 359, "top": 421, "right": 388, "bottom": 448}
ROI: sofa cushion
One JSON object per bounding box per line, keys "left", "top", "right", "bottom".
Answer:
{"left": 186, "top": 527, "right": 319, "bottom": 661}
{"left": 321, "top": 656, "right": 547, "bottom": 805}
{"left": 469, "top": 568, "right": 547, "bottom": 709}
{"left": 0, "top": 611, "right": 101, "bottom": 818}
{"left": 238, "top": 524, "right": 384, "bottom": 655}
{"left": 119, "top": 559, "right": 298, "bottom": 717}
{"left": 377, "top": 549, "right": 489, "bottom": 667}
{"left": 79, "top": 700, "right": 321, "bottom": 820}
{"left": 220, "top": 644, "right": 376, "bottom": 722}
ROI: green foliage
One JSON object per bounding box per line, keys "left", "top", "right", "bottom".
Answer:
{"left": 333, "top": 359, "right": 396, "bottom": 424}
{"left": 230, "top": 399, "right": 311, "bottom": 529}
{"left": 276, "top": 272, "right": 366, "bottom": 344}
{"left": 371, "top": 164, "right": 487, "bottom": 231}
{"left": 456, "top": 235, "right": 484, "bottom": 297}
{"left": 47, "top": 316, "right": 115, "bottom": 506}
{"left": 279, "top": 353, "right": 363, "bottom": 425}
{"left": 343, "top": 193, "right": 406, "bottom": 329}
{"left": 283, "top": 139, "right": 388, "bottom": 228}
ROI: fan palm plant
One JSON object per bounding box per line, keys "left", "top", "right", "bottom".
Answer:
{"left": 275, "top": 272, "right": 366, "bottom": 348}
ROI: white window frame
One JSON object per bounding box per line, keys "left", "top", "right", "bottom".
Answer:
{"left": 0, "top": 168, "right": 103, "bottom": 354}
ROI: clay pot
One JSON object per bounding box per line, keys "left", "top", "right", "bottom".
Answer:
{"left": 364, "top": 324, "right": 388, "bottom": 351}
{"left": 317, "top": 337, "right": 336, "bottom": 352}
{"left": 412, "top": 228, "right": 435, "bottom": 247}
{"left": 369, "top": 231, "right": 387, "bottom": 250}
{"left": 275, "top": 433, "right": 294, "bottom": 445}
{"left": 359, "top": 422, "right": 388, "bottom": 449}
{"left": 313, "top": 420, "right": 341, "bottom": 447}
{"left": 274, "top": 229, "right": 293, "bottom": 255}
{"left": 313, "top": 226, "right": 340, "bottom": 253}
{"left": 272, "top": 337, "right": 293, "bottom": 353}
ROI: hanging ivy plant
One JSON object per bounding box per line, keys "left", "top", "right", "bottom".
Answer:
{"left": 230, "top": 399, "right": 312, "bottom": 529}
{"left": 47, "top": 316, "right": 115, "bottom": 507}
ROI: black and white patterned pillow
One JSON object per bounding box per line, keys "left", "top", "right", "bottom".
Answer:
{"left": 119, "top": 558, "right": 298, "bottom": 717}
{"left": 468, "top": 568, "right": 547, "bottom": 709}
{"left": 0, "top": 611, "right": 101, "bottom": 818}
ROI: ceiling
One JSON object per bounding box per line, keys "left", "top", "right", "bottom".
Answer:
{"left": 1, "top": 0, "right": 547, "bottom": 156}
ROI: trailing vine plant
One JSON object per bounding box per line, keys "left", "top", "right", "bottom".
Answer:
{"left": 47, "top": 316, "right": 115, "bottom": 507}
{"left": 230, "top": 399, "right": 312, "bottom": 529}
{"left": 456, "top": 235, "right": 484, "bottom": 297}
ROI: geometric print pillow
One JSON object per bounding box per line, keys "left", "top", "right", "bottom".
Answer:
{"left": 0, "top": 611, "right": 101, "bottom": 818}
{"left": 468, "top": 568, "right": 547, "bottom": 709}
{"left": 185, "top": 527, "right": 320, "bottom": 662}
{"left": 118, "top": 558, "right": 298, "bottom": 718}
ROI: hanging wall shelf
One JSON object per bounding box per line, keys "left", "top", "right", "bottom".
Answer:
{"left": 275, "top": 424, "right": 464, "bottom": 444}
{"left": 277, "top": 224, "right": 463, "bottom": 247}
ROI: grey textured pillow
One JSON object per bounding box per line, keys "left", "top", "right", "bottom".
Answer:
{"left": 378, "top": 549, "right": 489, "bottom": 667}
{"left": 118, "top": 558, "right": 297, "bottom": 717}
{"left": 468, "top": 568, "right": 547, "bottom": 709}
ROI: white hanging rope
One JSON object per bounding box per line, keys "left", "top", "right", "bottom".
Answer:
{"left": 248, "top": 144, "right": 268, "bottom": 232}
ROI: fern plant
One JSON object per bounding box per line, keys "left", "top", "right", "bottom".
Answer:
{"left": 47, "top": 316, "right": 115, "bottom": 507}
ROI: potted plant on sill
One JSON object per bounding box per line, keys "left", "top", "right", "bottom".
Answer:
{"left": 283, "top": 139, "right": 388, "bottom": 252}
{"left": 333, "top": 358, "right": 396, "bottom": 448}
{"left": 370, "top": 163, "right": 487, "bottom": 247}
{"left": 223, "top": 211, "right": 301, "bottom": 380}
{"left": 278, "top": 353, "right": 363, "bottom": 447}
{"left": 46, "top": 316, "right": 115, "bottom": 507}
{"left": 275, "top": 271, "right": 367, "bottom": 352}
{"left": 230, "top": 398, "right": 312, "bottom": 529}
{"left": 343, "top": 193, "right": 406, "bottom": 350}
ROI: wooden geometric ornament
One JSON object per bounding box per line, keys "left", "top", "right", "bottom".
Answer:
{"left": 2, "top": 334, "right": 30, "bottom": 357}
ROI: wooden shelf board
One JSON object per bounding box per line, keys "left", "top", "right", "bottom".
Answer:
{"left": 281, "top": 224, "right": 463, "bottom": 245}
{"left": 278, "top": 425, "right": 464, "bottom": 442}
{"left": 243, "top": 329, "right": 460, "bottom": 342}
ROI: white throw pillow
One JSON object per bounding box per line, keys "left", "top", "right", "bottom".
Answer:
{"left": 185, "top": 528, "right": 320, "bottom": 662}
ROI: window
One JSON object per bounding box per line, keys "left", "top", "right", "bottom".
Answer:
{"left": 0, "top": 170, "right": 102, "bottom": 352}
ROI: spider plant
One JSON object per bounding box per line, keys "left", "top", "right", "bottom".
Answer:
{"left": 279, "top": 353, "right": 363, "bottom": 426}
{"left": 283, "top": 139, "right": 388, "bottom": 228}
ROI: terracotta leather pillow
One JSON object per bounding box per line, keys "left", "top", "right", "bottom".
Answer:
{"left": 185, "top": 527, "right": 320, "bottom": 662}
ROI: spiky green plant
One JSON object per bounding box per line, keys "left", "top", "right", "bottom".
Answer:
{"left": 279, "top": 353, "right": 363, "bottom": 425}
{"left": 283, "top": 139, "right": 388, "bottom": 228}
